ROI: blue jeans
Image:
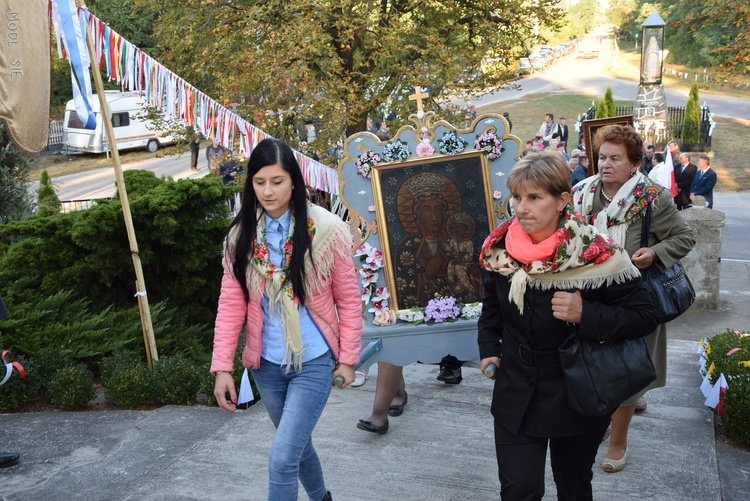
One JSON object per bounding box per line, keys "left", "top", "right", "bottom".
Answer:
{"left": 251, "top": 353, "right": 334, "bottom": 501}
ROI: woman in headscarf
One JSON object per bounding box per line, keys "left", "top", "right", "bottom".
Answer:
{"left": 478, "top": 151, "right": 658, "bottom": 499}
{"left": 572, "top": 125, "right": 695, "bottom": 473}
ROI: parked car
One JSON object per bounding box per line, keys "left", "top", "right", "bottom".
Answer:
{"left": 519, "top": 57, "right": 534, "bottom": 75}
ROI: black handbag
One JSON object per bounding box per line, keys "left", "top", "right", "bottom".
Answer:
{"left": 639, "top": 204, "right": 695, "bottom": 323}
{"left": 559, "top": 335, "right": 656, "bottom": 417}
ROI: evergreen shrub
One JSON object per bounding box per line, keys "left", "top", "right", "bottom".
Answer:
{"left": 723, "top": 370, "right": 750, "bottom": 447}
{"left": 0, "top": 356, "right": 42, "bottom": 412}
{"left": 152, "top": 355, "right": 201, "bottom": 406}
{"left": 100, "top": 353, "right": 154, "bottom": 409}
{"left": 48, "top": 363, "right": 96, "bottom": 410}
{"left": 702, "top": 329, "right": 750, "bottom": 447}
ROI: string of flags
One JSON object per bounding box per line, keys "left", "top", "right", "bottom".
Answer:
{"left": 51, "top": 1, "right": 339, "bottom": 194}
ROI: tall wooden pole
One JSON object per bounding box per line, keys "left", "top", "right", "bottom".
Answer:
{"left": 75, "top": 0, "right": 158, "bottom": 368}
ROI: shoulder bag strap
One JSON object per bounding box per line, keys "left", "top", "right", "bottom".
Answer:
{"left": 640, "top": 203, "right": 652, "bottom": 249}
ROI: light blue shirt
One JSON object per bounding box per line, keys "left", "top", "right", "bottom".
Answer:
{"left": 260, "top": 210, "right": 330, "bottom": 364}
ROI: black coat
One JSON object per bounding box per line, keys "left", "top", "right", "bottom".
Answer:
{"left": 477, "top": 263, "right": 658, "bottom": 438}
{"left": 674, "top": 162, "right": 697, "bottom": 209}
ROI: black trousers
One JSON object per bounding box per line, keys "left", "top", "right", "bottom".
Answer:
{"left": 190, "top": 147, "right": 199, "bottom": 170}
{"left": 494, "top": 417, "right": 610, "bottom": 501}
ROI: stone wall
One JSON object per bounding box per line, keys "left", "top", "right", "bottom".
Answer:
{"left": 681, "top": 197, "right": 724, "bottom": 310}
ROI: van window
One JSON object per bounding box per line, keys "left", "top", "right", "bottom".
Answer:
{"left": 67, "top": 111, "right": 87, "bottom": 129}
{"left": 111, "top": 112, "right": 130, "bottom": 127}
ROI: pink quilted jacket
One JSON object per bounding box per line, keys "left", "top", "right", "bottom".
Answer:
{"left": 210, "top": 241, "right": 363, "bottom": 374}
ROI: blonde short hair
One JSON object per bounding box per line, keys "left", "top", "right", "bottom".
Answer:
{"left": 506, "top": 151, "right": 571, "bottom": 197}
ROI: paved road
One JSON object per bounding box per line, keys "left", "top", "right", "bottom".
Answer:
{"left": 28, "top": 151, "right": 208, "bottom": 202}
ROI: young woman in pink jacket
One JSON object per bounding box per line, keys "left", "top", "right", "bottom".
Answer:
{"left": 211, "top": 138, "right": 362, "bottom": 501}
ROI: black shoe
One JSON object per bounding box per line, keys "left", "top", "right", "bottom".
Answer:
{"left": 321, "top": 491, "right": 332, "bottom": 501}
{"left": 357, "top": 419, "right": 389, "bottom": 434}
{"left": 437, "top": 367, "right": 463, "bottom": 384}
{"left": 388, "top": 393, "right": 408, "bottom": 416}
{"left": 0, "top": 453, "right": 19, "bottom": 468}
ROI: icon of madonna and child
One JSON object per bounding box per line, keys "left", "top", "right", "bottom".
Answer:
{"left": 387, "top": 170, "right": 487, "bottom": 310}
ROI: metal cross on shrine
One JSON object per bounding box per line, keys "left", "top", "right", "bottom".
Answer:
{"left": 409, "top": 86, "right": 429, "bottom": 117}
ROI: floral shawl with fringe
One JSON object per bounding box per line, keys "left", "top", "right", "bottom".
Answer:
{"left": 225, "top": 203, "right": 353, "bottom": 371}
{"left": 480, "top": 205, "right": 640, "bottom": 313}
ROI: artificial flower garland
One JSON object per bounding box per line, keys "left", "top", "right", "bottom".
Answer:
{"left": 474, "top": 131, "right": 505, "bottom": 160}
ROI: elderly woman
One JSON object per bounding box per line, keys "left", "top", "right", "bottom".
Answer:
{"left": 478, "top": 151, "right": 658, "bottom": 500}
{"left": 572, "top": 125, "right": 695, "bottom": 473}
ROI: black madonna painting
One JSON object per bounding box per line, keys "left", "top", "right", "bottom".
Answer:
{"left": 371, "top": 151, "right": 494, "bottom": 311}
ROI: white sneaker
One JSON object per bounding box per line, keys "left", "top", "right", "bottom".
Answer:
{"left": 350, "top": 370, "right": 367, "bottom": 387}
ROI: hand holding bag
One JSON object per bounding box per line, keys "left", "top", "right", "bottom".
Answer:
{"left": 639, "top": 204, "right": 695, "bottom": 323}
{"left": 559, "top": 334, "right": 656, "bottom": 417}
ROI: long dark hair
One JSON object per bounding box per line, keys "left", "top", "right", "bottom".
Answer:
{"left": 228, "top": 138, "right": 311, "bottom": 305}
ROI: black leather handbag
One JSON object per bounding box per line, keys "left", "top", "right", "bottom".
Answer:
{"left": 559, "top": 334, "right": 656, "bottom": 417}
{"left": 639, "top": 204, "right": 695, "bottom": 323}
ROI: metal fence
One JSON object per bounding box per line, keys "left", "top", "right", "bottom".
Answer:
{"left": 57, "top": 195, "right": 241, "bottom": 217}
{"left": 49, "top": 119, "right": 64, "bottom": 146}
{"left": 581, "top": 105, "right": 713, "bottom": 152}
{"left": 59, "top": 199, "right": 108, "bottom": 213}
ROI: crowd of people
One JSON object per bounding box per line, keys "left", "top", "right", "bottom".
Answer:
{"left": 521, "top": 112, "right": 718, "bottom": 211}
{"left": 199, "top": 111, "right": 711, "bottom": 500}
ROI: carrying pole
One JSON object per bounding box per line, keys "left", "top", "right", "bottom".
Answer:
{"left": 75, "top": 0, "right": 158, "bottom": 368}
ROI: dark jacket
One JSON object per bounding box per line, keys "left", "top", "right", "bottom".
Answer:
{"left": 477, "top": 256, "right": 658, "bottom": 438}
{"left": 674, "top": 162, "right": 697, "bottom": 209}
{"left": 689, "top": 168, "right": 717, "bottom": 208}
{"left": 570, "top": 165, "right": 588, "bottom": 186}
{"left": 641, "top": 154, "right": 654, "bottom": 175}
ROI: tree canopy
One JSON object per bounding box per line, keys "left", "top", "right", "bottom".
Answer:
{"left": 608, "top": 0, "right": 749, "bottom": 76}
{"left": 133, "top": 0, "right": 563, "bottom": 147}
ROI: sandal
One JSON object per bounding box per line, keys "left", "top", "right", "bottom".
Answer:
{"left": 602, "top": 446, "right": 628, "bottom": 473}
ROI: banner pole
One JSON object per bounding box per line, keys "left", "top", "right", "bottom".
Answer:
{"left": 75, "top": 0, "right": 158, "bottom": 368}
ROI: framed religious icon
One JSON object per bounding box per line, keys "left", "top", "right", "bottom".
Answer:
{"left": 370, "top": 150, "right": 495, "bottom": 312}
{"left": 582, "top": 115, "right": 634, "bottom": 174}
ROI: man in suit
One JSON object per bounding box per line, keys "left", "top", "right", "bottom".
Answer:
{"left": 690, "top": 155, "right": 718, "bottom": 208}
{"left": 557, "top": 117, "right": 569, "bottom": 152}
{"left": 674, "top": 152, "right": 697, "bottom": 210}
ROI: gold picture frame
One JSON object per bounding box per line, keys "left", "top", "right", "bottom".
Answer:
{"left": 582, "top": 115, "right": 634, "bottom": 174}
{"left": 370, "top": 150, "right": 495, "bottom": 312}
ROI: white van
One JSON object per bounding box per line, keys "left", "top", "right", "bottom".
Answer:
{"left": 62, "top": 91, "right": 173, "bottom": 154}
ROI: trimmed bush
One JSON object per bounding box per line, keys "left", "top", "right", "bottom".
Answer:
{"left": 703, "top": 329, "right": 750, "bottom": 447}
{"left": 100, "top": 353, "right": 153, "bottom": 409}
{"left": 0, "top": 355, "right": 42, "bottom": 412}
{"left": 702, "top": 329, "right": 750, "bottom": 385}
{"left": 152, "top": 355, "right": 201, "bottom": 406}
{"left": 48, "top": 363, "right": 96, "bottom": 410}
{"left": 34, "top": 349, "right": 72, "bottom": 391}
{"left": 723, "top": 370, "right": 750, "bottom": 447}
